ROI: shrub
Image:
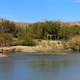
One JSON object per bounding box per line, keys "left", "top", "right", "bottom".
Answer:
{"left": 68, "top": 36, "right": 80, "bottom": 51}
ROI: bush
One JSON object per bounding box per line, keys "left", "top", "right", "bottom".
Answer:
{"left": 68, "top": 36, "right": 80, "bottom": 51}
{"left": 22, "top": 40, "right": 37, "bottom": 46}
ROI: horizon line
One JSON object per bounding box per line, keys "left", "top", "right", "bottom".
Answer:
{"left": 0, "top": 18, "right": 80, "bottom": 23}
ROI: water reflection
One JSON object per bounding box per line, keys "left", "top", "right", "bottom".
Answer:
{"left": 0, "top": 53, "right": 80, "bottom": 80}
{"left": 28, "top": 54, "right": 80, "bottom": 80}
{"left": 30, "top": 59, "right": 71, "bottom": 72}
{"left": 0, "top": 61, "right": 14, "bottom": 80}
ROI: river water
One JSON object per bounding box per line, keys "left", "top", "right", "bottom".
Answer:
{"left": 0, "top": 52, "right": 80, "bottom": 80}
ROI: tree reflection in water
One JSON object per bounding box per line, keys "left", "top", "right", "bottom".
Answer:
{"left": 30, "top": 59, "right": 71, "bottom": 71}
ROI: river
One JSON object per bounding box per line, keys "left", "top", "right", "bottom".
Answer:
{"left": 0, "top": 52, "right": 80, "bottom": 80}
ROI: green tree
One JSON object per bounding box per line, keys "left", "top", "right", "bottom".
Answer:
{"left": 0, "top": 33, "right": 14, "bottom": 46}
{"left": 0, "top": 19, "right": 16, "bottom": 34}
{"left": 17, "top": 27, "right": 36, "bottom": 46}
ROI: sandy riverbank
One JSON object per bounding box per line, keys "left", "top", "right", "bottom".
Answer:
{"left": 0, "top": 54, "right": 8, "bottom": 57}
{"left": 0, "top": 45, "right": 72, "bottom": 53}
{"left": 0, "top": 40, "right": 72, "bottom": 54}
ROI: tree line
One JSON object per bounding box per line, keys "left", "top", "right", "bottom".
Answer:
{"left": 0, "top": 19, "right": 80, "bottom": 46}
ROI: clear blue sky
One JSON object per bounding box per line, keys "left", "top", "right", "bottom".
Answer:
{"left": 0, "top": 0, "right": 80, "bottom": 22}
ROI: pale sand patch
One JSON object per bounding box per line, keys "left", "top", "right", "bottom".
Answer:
{"left": 0, "top": 54, "right": 8, "bottom": 57}
{"left": 10, "top": 46, "right": 36, "bottom": 52}
{"left": 0, "top": 46, "right": 53, "bottom": 52}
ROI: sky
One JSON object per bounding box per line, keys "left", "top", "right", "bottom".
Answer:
{"left": 0, "top": 0, "right": 80, "bottom": 22}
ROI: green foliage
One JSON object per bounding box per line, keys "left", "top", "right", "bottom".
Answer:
{"left": 0, "top": 33, "right": 14, "bottom": 46}
{"left": 0, "top": 19, "right": 80, "bottom": 46}
{"left": 68, "top": 36, "right": 80, "bottom": 51}
{"left": 31, "top": 21, "right": 60, "bottom": 39}
{"left": 59, "top": 25, "right": 80, "bottom": 40}
{"left": 16, "top": 27, "right": 36, "bottom": 46}
{"left": 0, "top": 33, "right": 13, "bottom": 41}
{"left": 0, "top": 19, "right": 16, "bottom": 34}
{"left": 22, "top": 40, "right": 36, "bottom": 46}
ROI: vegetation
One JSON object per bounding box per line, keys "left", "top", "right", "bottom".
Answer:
{"left": 0, "top": 32, "right": 14, "bottom": 46}
{"left": 68, "top": 36, "right": 80, "bottom": 51}
{"left": 0, "top": 19, "right": 80, "bottom": 52}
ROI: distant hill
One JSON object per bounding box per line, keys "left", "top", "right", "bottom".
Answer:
{"left": 0, "top": 18, "right": 80, "bottom": 29}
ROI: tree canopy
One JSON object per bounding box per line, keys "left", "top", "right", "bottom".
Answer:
{"left": 0, "top": 19, "right": 80, "bottom": 46}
